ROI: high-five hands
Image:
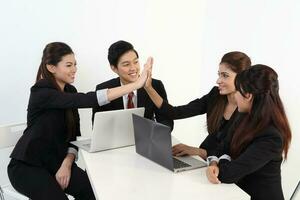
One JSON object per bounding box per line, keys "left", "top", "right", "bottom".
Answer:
{"left": 136, "top": 57, "right": 153, "bottom": 88}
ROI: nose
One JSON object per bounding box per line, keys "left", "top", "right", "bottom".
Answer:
{"left": 216, "top": 77, "right": 222, "bottom": 84}
{"left": 72, "top": 65, "right": 77, "bottom": 74}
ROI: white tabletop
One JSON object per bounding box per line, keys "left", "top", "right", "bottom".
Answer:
{"left": 80, "top": 146, "right": 249, "bottom": 200}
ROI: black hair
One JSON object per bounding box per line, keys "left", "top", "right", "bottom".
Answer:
{"left": 107, "top": 40, "right": 139, "bottom": 67}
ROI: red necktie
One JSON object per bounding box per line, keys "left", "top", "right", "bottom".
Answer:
{"left": 127, "top": 92, "right": 135, "bottom": 109}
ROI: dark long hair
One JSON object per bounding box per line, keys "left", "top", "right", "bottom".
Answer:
{"left": 36, "top": 42, "right": 76, "bottom": 141}
{"left": 230, "top": 65, "right": 291, "bottom": 159}
{"left": 207, "top": 51, "right": 251, "bottom": 134}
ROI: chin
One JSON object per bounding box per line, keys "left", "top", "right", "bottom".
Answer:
{"left": 219, "top": 90, "right": 227, "bottom": 95}
{"left": 68, "top": 79, "right": 75, "bottom": 84}
{"left": 128, "top": 77, "right": 138, "bottom": 83}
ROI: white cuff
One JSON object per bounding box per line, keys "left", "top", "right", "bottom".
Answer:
{"left": 219, "top": 154, "right": 231, "bottom": 162}
{"left": 68, "top": 147, "right": 78, "bottom": 161}
{"left": 96, "top": 89, "right": 110, "bottom": 106}
{"left": 207, "top": 156, "right": 219, "bottom": 166}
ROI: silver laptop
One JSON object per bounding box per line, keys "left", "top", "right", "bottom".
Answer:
{"left": 72, "top": 108, "right": 145, "bottom": 152}
{"left": 132, "top": 114, "right": 207, "bottom": 173}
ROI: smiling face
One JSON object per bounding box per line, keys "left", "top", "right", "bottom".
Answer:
{"left": 111, "top": 50, "right": 140, "bottom": 84}
{"left": 47, "top": 54, "right": 77, "bottom": 89}
{"left": 216, "top": 63, "right": 237, "bottom": 95}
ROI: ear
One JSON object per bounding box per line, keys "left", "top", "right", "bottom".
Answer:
{"left": 110, "top": 65, "right": 119, "bottom": 74}
{"left": 245, "top": 93, "right": 253, "bottom": 102}
{"left": 46, "top": 64, "right": 56, "bottom": 74}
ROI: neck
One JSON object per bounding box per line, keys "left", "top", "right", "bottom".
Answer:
{"left": 56, "top": 80, "right": 65, "bottom": 91}
{"left": 120, "top": 78, "right": 130, "bottom": 85}
{"left": 226, "top": 92, "right": 237, "bottom": 106}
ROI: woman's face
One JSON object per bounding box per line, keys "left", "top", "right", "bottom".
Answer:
{"left": 49, "top": 54, "right": 77, "bottom": 87}
{"left": 234, "top": 91, "right": 252, "bottom": 113}
{"left": 216, "top": 63, "right": 237, "bottom": 95}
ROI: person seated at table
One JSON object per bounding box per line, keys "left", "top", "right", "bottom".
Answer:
{"left": 144, "top": 51, "right": 251, "bottom": 159}
{"left": 92, "top": 40, "right": 174, "bottom": 129}
{"left": 7, "top": 42, "right": 150, "bottom": 200}
{"left": 206, "top": 65, "right": 292, "bottom": 200}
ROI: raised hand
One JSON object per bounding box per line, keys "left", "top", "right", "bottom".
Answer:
{"left": 136, "top": 57, "right": 153, "bottom": 89}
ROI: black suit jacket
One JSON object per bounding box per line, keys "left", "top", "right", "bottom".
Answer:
{"left": 10, "top": 79, "right": 99, "bottom": 174}
{"left": 158, "top": 86, "right": 239, "bottom": 155}
{"left": 217, "top": 125, "right": 284, "bottom": 200}
{"left": 92, "top": 77, "right": 174, "bottom": 129}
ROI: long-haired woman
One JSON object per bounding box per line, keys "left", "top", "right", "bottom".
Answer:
{"left": 206, "top": 65, "right": 292, "bottom": 200}
{"left": 7, "top": 42, "right": 150, "bottom": 200}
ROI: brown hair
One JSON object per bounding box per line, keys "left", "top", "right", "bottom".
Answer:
{"left": 36, "top": 42, "right": 75, "bottom": 141}
{"left": 230, "top": 65, "right": 291, "bottom": 159}
{"left": 207, "top": 51, "right": 251, "bottom": 134}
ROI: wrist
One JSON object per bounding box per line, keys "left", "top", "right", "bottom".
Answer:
{"left": 62, "top": 154, "right": 75, "bottom": 168}
{"left": 144, "top": 84, "right": 153, "bottom": 92}
{"left": 198, "top": 148, "right": 207, "bottom": 159}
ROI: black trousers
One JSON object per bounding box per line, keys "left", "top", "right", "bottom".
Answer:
{"left": 7, "top": 159, "right": 96, "bottom": 200}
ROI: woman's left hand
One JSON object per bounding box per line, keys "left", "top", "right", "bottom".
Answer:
{"left": 55, "top": 164, "right": 71, "bottom": 190}
{"left": 55, "top": 153, "right": 74, "bottom": 190}
{"left": 206, "top": 164, "right": 221, "bottom": 184}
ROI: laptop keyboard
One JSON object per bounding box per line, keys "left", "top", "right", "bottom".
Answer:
{"left": 173, "top": 157, "right": 191, "bottom": 169}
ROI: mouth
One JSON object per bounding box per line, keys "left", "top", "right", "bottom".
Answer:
{"left": 128, "top": 72, "right": 137, "bottom": 77}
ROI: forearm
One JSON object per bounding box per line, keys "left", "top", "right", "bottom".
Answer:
{"left": 107, "top": 82, "right": 139, "bottom": 102}
{"left": 61, "top": 153, "right": 75, "bottom": 169}
{"left": 144, "top": 86, "right": 163, "bottom": 108}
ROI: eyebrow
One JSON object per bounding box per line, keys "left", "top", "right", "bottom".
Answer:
{"left": 120, "top": 61, "right": 130, "bottom": 65}
{"left": 218, "top": 71, "right": 230, "bottom": 74}
{"left": 66, "top": 62, "right": 73, "bottom": 64}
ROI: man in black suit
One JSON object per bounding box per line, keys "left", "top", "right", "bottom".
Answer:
{"left": 92, "top": 40, "right": 173, "bottom": 129}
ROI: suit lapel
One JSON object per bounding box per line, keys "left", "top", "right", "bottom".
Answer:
{"left": 137, "top": 88, "right": 146, "bottom": 107}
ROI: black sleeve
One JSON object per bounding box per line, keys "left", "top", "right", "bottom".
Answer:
{"left": 152, "top": 80, "right": 174, "bottom": 130}
{"left": 199, "top": 134, "right": 219, "bottom": 153}
{"left": 92, "top": 83, "right": 106, "bottom": 124}
{"left": 158, "top": 87, "right": 216, "bottom": 120}
{"left": 65, "top": 86, "right": 81, "bottom": 150}
{"left": 30, "top": 87, "right": 99, "bottom": 110}
{"left": 217, "top": 130, "right": 283, "bottom": 183}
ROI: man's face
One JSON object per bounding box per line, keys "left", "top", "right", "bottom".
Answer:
{"left": 111, "top": 50, "right": 140, "bottom": 84}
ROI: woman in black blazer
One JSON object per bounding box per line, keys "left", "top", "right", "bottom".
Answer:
{"left": 206, "top": 65, "right": 292, "bottom": 200}
{"left": 7, "top": 42, "right": 149, "bottom": 200}
{"left": 144, "top": 52, "right": 251, "bottom": 159}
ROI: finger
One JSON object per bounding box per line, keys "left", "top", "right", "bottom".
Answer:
{"left": 57, "top": 177, "right": 64, "bottom": 189}
{"left": 210, "top": 171, "right": 220, "bottom": 184}
{"left": 172, "top": 148, "right": 183, "bottom": 155}
{"left": 207, "top": 170, "right": 219, "bottom": 184}
{"left": 65, "top": 176, "right": 70, "bottom": 189}
{"left": 176, "top": 151, "right": 187, "bottom": 157}
{"left": 62, "top": 177, "right": 68, "bottom": 189}
{"left": 147, "top": 57, "right": 153, "bottom": 66}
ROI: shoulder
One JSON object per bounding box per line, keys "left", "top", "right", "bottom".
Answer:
{"left": 64, "top": 84, "right": 77, "bottom": 93}
{"left": 254, "top": 125, "right": 283, "bottom": 149}
{"left": 96, "top": 77, "right": 120, "bottom": 90}
{"left": 31, "top": 79, "right": 57, "bottom": 93}
{"left": 151, "top": 78, "right": 165, "bottom": 88}
{"left": 208, "top": 86, "right": 220, "bottom": 97}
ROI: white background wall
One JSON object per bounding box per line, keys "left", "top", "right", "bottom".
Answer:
{"left": 0, "top": 0, "right": 299, "bottom": 199}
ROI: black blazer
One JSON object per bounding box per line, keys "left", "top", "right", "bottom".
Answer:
{"left": 217, "top": 125, "right": 284, "bottom": 200}
{"left": 157, "top": 86, "right": 239, "bottom": 155}
{"left": 10, "top": 79, "right": 99, "bottom": 174}
{"left": 92, "top": 77, "right": 174, "bottom": 129}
